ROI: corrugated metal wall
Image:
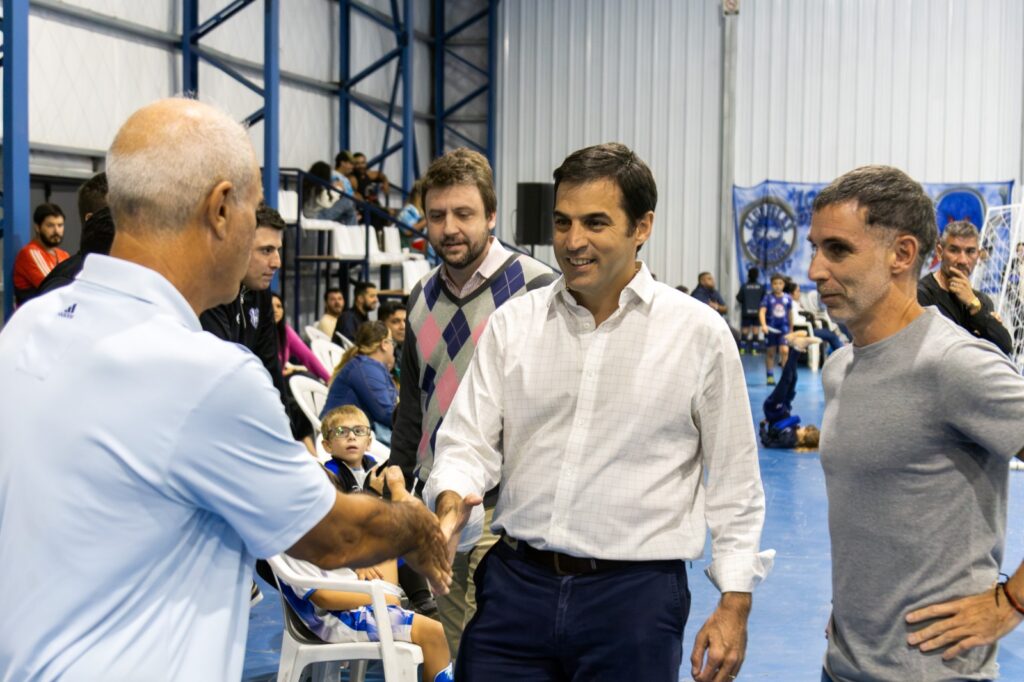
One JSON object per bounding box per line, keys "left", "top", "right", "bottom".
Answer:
{"left": 496, "top": 0, "right": 724, "bottom": 288}
{"left": 734, "top": 0, "right": 1024, "bottom": 186}
{"left": 499, "top": 0, "right": 1024, "bottom": 290}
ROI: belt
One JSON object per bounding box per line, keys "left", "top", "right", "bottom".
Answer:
{"left": 501, "top": 534, "right": 641, "bottom": 576}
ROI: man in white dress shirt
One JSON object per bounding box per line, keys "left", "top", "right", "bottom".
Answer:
{"left": 425, "top": 143, "right": 773, "bottom": 682}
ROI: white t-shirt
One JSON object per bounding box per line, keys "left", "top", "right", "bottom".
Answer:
{"left": 0, "top": 255, "right": 337, "bottom": 681}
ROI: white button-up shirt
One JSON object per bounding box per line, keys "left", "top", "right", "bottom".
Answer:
{"left": 425, "top": 264, "right": 774, "bottom": 592}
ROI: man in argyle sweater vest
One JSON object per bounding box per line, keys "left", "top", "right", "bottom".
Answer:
{"left": 397, "top": 252, "right": 556, "bottom": 482}
{"left": 390, "top": 148, "right": 556, "bottom": 657}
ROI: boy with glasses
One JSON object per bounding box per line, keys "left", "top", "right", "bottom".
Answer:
{"left": 278, "top": 404, "right": 454, "bottom": 682}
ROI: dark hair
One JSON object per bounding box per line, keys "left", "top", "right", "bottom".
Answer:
{"left": 256, "top": 202, "right": 286, "bottom": 231}
{"left": 553, "top": 142, "right": 657, "bottom": 232}
{"left": 421, "top": 148, "right": 497, "bottom": 218}
{"left": 353, "top": 152, "right": 366, "bottom": 160}
{"left": 784, "top": 281, "right": 799, "bottom": 295}
{"left": 812, "top": 165, "right": 937, "bottom": 270}
{"left": 675, "top": 285, "right": 690, "bottom": 294}
{"left": 270, "top": 292, "right": 287, "bottom": 354}
{"left": 747, "top": 266, "right": 760, "bottom": 283}
{"left": 334, "top": 150, "right": 354, "bottom": 168}
{"left": 379, "top": 300, "right": 406, "bottom": 322}
{"left": 79, "top": 206, "right": 116, "bottom": 255}
{"left": 303, "top": 161, "right": 334, "bottom": 207}
{"left": 770, "top": 272, "right": 786, "bottom": 284}
{"left": 34, "top": 203, "right": 64, "bottom": 226}
{"left": 353, "top": 281, "right": 376, "bottom": 300}
{"left": 324, "top": 287, "right": 343, "bottom": 302}
{"left": 77, "top": 172, "right": 108, "bottom": 223}
{"left": 698, "top": 271, "right": 712, "bottom": 281}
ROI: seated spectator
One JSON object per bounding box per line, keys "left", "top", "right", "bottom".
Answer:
{"left": 332, "top": 150, "right": 363, "bottom": 200}
{"left": 37, "top": 204, "right": 115, "bottom": 297}
{"left": 272, "top": 293, "right": 330, "bottom": 383}
{"left": 675, "top": 285, "right": 689, "bottom": 294}
{"left": 785, "top": 281, "right": 843, "bottom": 356}
{"left": 279, "top": 405, "right": 452, "bottom": 682}
{"left": 318, "top": 287, "right": 346, "bottom": 338}
{"left": 692, "top": 271, "right": 727, "bottom": 313}
{"left": 12, "top": 203, "right": 70, "bottom": 305}
{"left": 379, "top": 299, "right": 407, "bottom": 364}
{"left": 759, "top": 333, "right": 822, "bottom": 449}
{"left": 396, "top": 179, "right": 426, "bottom": 231}
{"left": 334, "top": 281, "right": 379, "bottom": 344}
{"left": 303, "top": 161, "right": 358, "bottom": 225}
{"left": 352, "top": 151, "right": 390, "bottom": 229}
{"left": 322, "top": 321, "right": 398, "bottom": 445}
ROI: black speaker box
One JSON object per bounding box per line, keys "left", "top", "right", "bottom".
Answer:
{"left": 515, "top": 182, "right": 554, "bottom": 246}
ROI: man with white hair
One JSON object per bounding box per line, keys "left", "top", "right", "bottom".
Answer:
{"left": 0, "top": 98, "right": 450, "bottom": 681}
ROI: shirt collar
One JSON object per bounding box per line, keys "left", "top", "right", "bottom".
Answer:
{"left": 440, "top": 237, "right": 510, "bottom": 295}
{"left": 546, "top": 261, "right": 656, "bottom": 311}
{"left": 77, "top": 254, "right": 202, "bottom": 331}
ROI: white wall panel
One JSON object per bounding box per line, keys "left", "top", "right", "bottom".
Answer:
{"left": 734, "top": 0, "right": 1024, "bottom": 187}
{"left": 27, "top": 14, "right": 175, "bottom": 152}
{"left": 497, "top": 0, "right": 723, "bottom": 288}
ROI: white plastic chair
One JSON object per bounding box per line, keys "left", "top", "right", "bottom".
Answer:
{"left": 278, "top": 190, "right": 300, "bottom": 223}
{"left": 267, "top": 555, "right": 423, "bottom": 682}
{"left": 333, "top": 333, "right": 355, "bottom": 351}
{"left": 289, "top": 374, "right": 329, "bottom": 433}
{"left": 401, "top": 260, "right": 433, "bottom": 294}
{"left": 305, "top": 325, "right": 331, "bottom": 344}
{"left": 311, "top": 338, "right": 345, "bottom": 374}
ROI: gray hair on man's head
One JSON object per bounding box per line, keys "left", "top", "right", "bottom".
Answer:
{"left": 940, "top": 219, "right": 980, "bottom": 245}
{"left": 106, "top": 97, "right": 259, "bottom": 230}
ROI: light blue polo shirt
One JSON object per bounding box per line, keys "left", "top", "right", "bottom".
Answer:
{"left": 0, "top": 255, "right": 336, "bottom": 681}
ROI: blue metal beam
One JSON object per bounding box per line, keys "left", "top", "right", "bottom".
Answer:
{"left": 193, "top": 45, "right": 265, "bottom": 96}
{"left": 432, "top": 0, "right": 496, "bottom": 165}
{"left": 433, "top": 0, "right": 444, "bottom": 157}
{"left": 401, "top": 0, "right": 414, "bottom": 192}
{"left": 347, "top": 47, "right": 401, "bottom": 90}
{"left": 444, "top": 7, "right": 487, "bottom": 41}
{"left": 352, "top": 1, "right": 401, "bottom": 36}
{"left": 444, "top": 47, "right": 487, "bottom": 78}
{"left": 182, "top": 0, "right": 199, "bottom": 94}
{"left": 443, "top": 83, "right": 487, "bottom": 118}
{"left": 339, "top": 0, "right": 350, "bottom": 150}
{"left": 3, "top": 0, "right": 29, "bottom": 318}
{"left": 193, "top": 0, "right": 256, "bottom": 41}
{"left": 443, "top": 124, "right": 486, "bottom": 154}
{"left": 486, "top": 0, "right": 498, "bottom": 173}
{"left": 350, "top": 94, "right": 404, "bottom": 132}
{"left": 263, "top": 0, "right": 280, "bottom": 209}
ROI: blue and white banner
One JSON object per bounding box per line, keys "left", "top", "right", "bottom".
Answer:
{"left": 733, "top": 179, "right": 1014, "bottom": 289}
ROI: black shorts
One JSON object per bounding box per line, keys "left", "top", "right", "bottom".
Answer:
{"left": 741, "top": 313, "right": 760, "bottom": 327}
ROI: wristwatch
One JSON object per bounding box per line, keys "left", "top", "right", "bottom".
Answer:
{"left": 968, "top": 298, "right": 982, "bottom": 315}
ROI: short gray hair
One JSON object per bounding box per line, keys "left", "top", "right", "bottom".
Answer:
{"left": 106, "top": 97, "right": 259, "bottom": 230}
{"left": 813, "top": 165, "right": 937, "bottom": 270}
{"left": 940, "top": 219, "right": 980, "bottom": 245}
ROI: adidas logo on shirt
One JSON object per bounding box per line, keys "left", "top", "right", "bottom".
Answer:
{"left": 58, "top": 303, "right": 77, "bottom": 319}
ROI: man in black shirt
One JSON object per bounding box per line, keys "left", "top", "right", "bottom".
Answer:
{"left": 917, "top": 219, "right": 1012, "bottom": 354}
{"left": 333, "top": 280, "right": 378, "bottom": 344}
{"left": 200, "top": 203, "right": 287, "bottom": 396}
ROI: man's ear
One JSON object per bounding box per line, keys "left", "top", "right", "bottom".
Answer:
{"left": 632, "top": 210, "right": 654, "bottom": 249}
{"left": 890, "top": 234, "right": 920, "bottom": 275}
{"left": 204, "top": 180, "right": 234, "bottom": 240}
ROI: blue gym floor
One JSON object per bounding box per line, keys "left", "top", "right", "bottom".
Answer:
{"left": 243, "top": 354, "right": 1024, "bottom": 681}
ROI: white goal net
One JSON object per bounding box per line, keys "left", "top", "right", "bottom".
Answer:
{"left": 972, "top": 203, "right": 1024, "bottom": 371}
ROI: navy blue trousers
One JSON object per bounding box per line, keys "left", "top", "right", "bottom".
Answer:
{"left": 763, "top": 349, "right": 801, "bottom": 423}
{"left": 455, "top": 539, "right": 690, "bottom": 682}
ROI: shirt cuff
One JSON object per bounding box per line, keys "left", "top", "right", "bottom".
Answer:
{"left": 703, "top": 549, "right": 776, "bottom": 593}
{"left": 422, "top": 468, "right": 482, "bottom": 513}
